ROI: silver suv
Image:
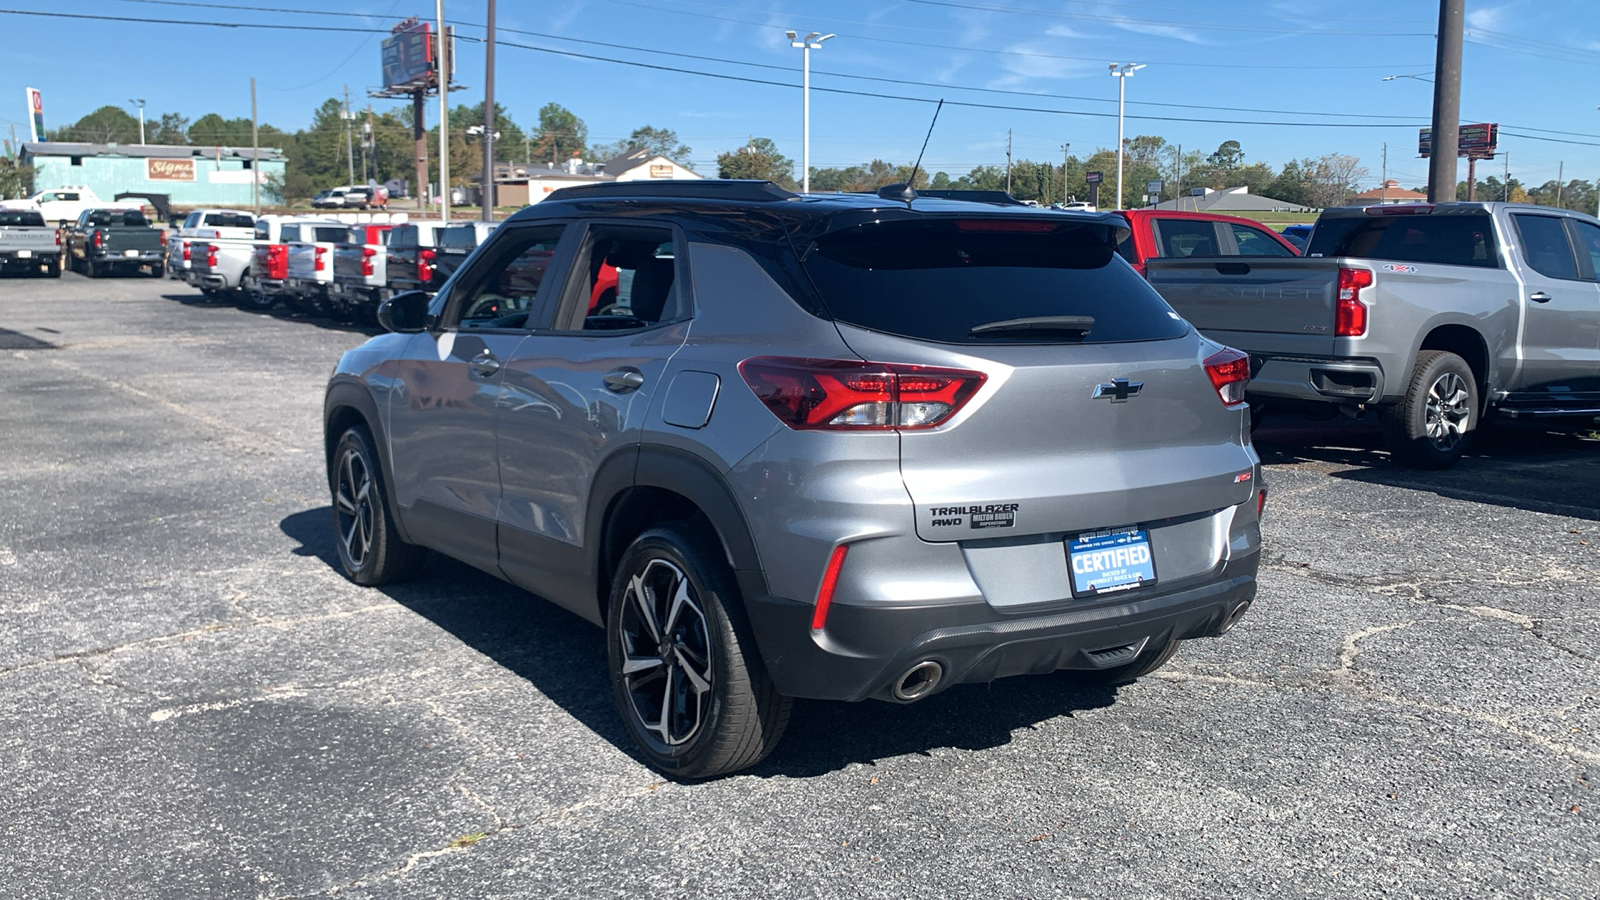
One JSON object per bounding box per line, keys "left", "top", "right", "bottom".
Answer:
{"left": 323, "top": 180, "right": 1265, "bottom": 778}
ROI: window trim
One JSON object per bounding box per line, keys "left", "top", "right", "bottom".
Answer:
{"left": 544, "top": 219, "right": 693, "bottom": 335}
{"left": 433, "top": 220, "right": 578, "bottom": 335}
{"left": 1226, "top": 222, "right": 1297, "bottom": 258}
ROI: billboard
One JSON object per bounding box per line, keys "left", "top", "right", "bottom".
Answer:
{"left": 381, "top": 18, "right": 435, "bottom": 90}
{"left": 26, "top": 87, "right": 43, "bottom": 142}
{"left": 1418, "top": 123, "right": 1498, "bottom": 159}
{"left": 1084, "top": 171, "right": 1103, "bottom": 184}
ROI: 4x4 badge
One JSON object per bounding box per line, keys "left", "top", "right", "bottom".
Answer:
{"left": 1093, "top": 378, "right": 1144, "bottom": 401}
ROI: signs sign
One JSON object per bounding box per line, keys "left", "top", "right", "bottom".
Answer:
{"left": 1418, "top": 123, "right": 1498, "bottom": 160}
{"left": 25, "top": 87, "right": 43, "bottom": 143}
{"left": 381, "top": 19, "right": 435, "bottom": 89}
{"left": 648, "top": 164, "right": 675, "bottom": 179}
{"left": 1084, "top": 171, "right": 1103, "bottom": 185}
{"left": 146, "top": 158, "right": 196, "bottom": 182}
{"left": 1146, "top": 179, "right": 1163, "bottom": 194}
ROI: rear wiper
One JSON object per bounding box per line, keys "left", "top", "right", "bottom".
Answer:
{"left": 968, "top": 315, "right": 1095, "bottom": 339}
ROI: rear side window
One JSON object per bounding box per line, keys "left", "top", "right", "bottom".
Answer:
{"left": 1573, "top": 221, "right": 1600, "bottom": 279}
{"left": 1306, "top": 213, "right": 1500, "bottom": 268}
{"left": 1152, "top": 219, "right": 1220, "bottom": 257}
{"left": 801, "top": 218, "right": 1187, "bottom": 345}
{"left": 0, "top": 210, "right": 46, "bottom": 226}
{"left": 1512, "top": 215, "right": 1580, "bottom": 280}
{"left": 1229, "top": 223, "right": 1295, "bottom": 257}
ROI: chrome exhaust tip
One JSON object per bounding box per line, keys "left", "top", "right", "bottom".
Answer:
{"left": 892, "top": 661, "right": 944, "bottom": 702}
{"left": 1218, "top": 600, "right": 1253, "bottom": 635}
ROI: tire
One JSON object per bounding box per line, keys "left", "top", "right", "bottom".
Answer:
{"left": 607, "top": 525, "right": 791, "bottom": 779}
{"left": 1071, "top": 637, "right": 1181, "bottom": 686}
{"left": 1379, "top": 350, "right": 1478, "bottom": 469}
{"left": 150, "top": 264, "right": 164, "bottom": 279}
{"left": 45, "top": 259, "right": 61, "bottom": 278}
{"left": 329, "top": 425, "right": 427, "bottom": 585}
{"left": 86, "top": 258, "right": 100, "bottom": 278}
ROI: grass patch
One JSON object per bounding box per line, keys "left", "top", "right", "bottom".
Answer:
{"left": 449, "top": 831, "right": 489, "bottom": 849}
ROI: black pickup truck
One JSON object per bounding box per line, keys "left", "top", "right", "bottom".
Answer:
{"left": 63, "top": 208, "right": 166, "bottom": 277}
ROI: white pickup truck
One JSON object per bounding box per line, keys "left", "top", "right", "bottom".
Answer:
{"left": 0, "top": 186, "right": 142, "bottom": 225}
{"left": 283, "top": 221, "right": 358, "bottom": 316}
{"left": 242, "top": 216, "right": 345, "bottom": 311}
{"left": 168, "top": 209, "right": 255, "bottom": 298}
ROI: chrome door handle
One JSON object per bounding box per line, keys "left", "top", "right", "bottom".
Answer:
{"left": 468, "top": 353, "right": 501, "bottom": 376}
{"left": 1529, "top": 292, "right": 1552, "bottom": 303}
{"left": 603, "top": 367, "right": 645, "bottom": 393}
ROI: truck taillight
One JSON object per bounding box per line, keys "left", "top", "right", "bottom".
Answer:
{"left": 1203, "top": 347, "right": 1250, "bottom": 408}
{"left": 1335, "top": 267, "right": 1374, "bottom": 337}
{"left": 361, "top": 245, "right": 375, "bottom": 277}
{"left": 267, "top": 244, "right": 288, "bottom": 280}
{"left": 206, "top": 245, "right": 218, "bottom": 267}
{"left": 182, "top": 241, "right": 191, "bottom": 262}
{"left": 417, "top": 247, "right": 436, "bottom": 285}
{"left": 314, "top": 246, "right": 326, "bottom": 271}
{"left": 738, "top": 357, "right": 986, "bottom": 430}
{"left": 54, "top": 228, "right": 61, "bottom": 247}
{"left": 92, "top": 230, "right": 103, "bottom": 249}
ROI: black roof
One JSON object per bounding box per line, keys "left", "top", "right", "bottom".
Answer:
{"left": 517, "top": 179, "right": 1128, "bottom": 235}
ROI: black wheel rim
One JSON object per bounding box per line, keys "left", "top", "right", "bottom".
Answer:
{"left": 617, "top": 558, "right": 713, "bottom": 748}
{"left": 334, "top": 446, "right": 375, "bottom": 569}
{"left": 1424, "top": 371, "right": 1470, "bottom": 451}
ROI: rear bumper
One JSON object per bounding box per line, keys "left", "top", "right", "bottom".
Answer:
{"left": 0, "top": 251, "right": 58, "bottom": 264}
{"left": 746, "top": 552, "right": 1258, "bottom": 703}
{"left": 1246, "top": 355, "right": 1386, "bottom": 405}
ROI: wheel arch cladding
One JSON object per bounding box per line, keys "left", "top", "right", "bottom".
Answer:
{"left": 1419, "top": 323, "right": 1490, "bottom": 400}
{"left": 323, "top": 382, "right": 413, "bottom": 543}
{"left": 594, "top": 446, "right": 768, "bottom": 621}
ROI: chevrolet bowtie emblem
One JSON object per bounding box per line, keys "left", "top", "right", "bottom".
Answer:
{"left": 1092, "top": 378, "right": 1144, "bottom": 401}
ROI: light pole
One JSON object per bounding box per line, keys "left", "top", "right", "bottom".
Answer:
{"left": 1108, "top": 63, "right": 1144, "bottom": 210}
{"left": 436, "top": 0, "right": 450, "bottom": 220}
{"left": 128, "top": 99, "right": 145, "bottom": 145}
{"left": 787, "top": 29, "right": 835, "bottom": 193}
{"left": 1381, "top": 72, "right": 1435, "bottom": 84}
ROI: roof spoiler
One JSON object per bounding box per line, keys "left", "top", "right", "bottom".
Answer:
{"left": 544, "top": 179, "right": 797, "bottom": 203}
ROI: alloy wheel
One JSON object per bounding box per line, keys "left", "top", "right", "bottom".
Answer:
{"left": 1423, "top": 371, "right": 1471, "bottom": 451}
{"left": 334, "top": 446, "right": 375, "bottom": 569}
{"left": 617, "top": 558, "right": 713, "bottom": 747}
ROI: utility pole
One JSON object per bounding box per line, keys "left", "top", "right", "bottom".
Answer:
{"left": 481, "top": 0, "right": 497, "bottom": 220}
{"left": 1005, "top": 129, "right": 1012, "bottom": 195}
{"left": 1556, "top": 161, "right": 1564, "bottom": 208}
{"left": 1504, "top": 152, "right": 1510, "bottom": 201}
{"left": 436, "top": 0, "right": 450, "bottom": 221}
{"left": 250, "top": 77, "right": 260, "bottom": 215}
{"left": 343, "top": 84, "right": 356, "bottom": 187}
{"left": 364, "top": 103, "right": 375, "bottom": 184}
{"left": 1061, "top": 143, "right": 1069, "bottom": 203}
{"left": 1427, "top": 0, "right": 1464, "bottom": 202}
{"left": 1381, "top": 143, "right": 1388, "bottom": 203}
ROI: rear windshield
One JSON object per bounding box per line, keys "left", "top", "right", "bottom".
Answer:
{"left": 440, "top": 226, "right": 478, "bottom": 250}
{"left": 310, "top": 226, "right": 346, "bottom": 243}
{"left": 1306, "top": 212, "right": 1500, "bottom": 268}
{"left": 203, "top": 213, "right": 255, "bottom": 229}
{"left": 0, "top": 210, "right": 46, "bottom": 227}
{"left": 800, "top": 219, "right": 1188, "bottom": 344}
{"left": 87, "top": 209, "right": 149, "bottom": 227}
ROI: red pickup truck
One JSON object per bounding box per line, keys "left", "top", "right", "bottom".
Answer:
{"left": 1115, "top": 209, "right": 1300, "bottom": 276}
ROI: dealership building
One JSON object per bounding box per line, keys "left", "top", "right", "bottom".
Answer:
{"left": 18, "top": 142, "right": 286, "bottom": 207}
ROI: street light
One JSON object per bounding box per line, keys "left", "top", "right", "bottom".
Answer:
{"left": 787, "top": 29, "right": 835, "bottom": 193}
{"left": 1382, "top": 72, "right": 1435, "bottom": 84}
{"left": 128, "top": 99, "right": 146, "bottom": 145}
{"left": 1108, "top": 63, "right": 1145, "bottom": 210}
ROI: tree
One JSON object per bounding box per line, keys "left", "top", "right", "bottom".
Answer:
{"left": 0, "top": 156, "right": 33, "bottom": 200}
{"left": 149, "top": 113, "right": 190, "bottom": 145}
{"left": 592, "top": 125, "right": 692, "bottom": 164}
{"left": 1268, "top": 159, "right": 1312, "bottom": 206}
{"left": 716, "top": 137, "right": 794, "bottom": 186}
{"left": 530, "top": 103, "right": 587, "bottom": 164}
{"left": 51, "top": 105, "right": 141, "bottom": 143}
{"left": 447, "top": 101, "right": 527, "bottom": 164}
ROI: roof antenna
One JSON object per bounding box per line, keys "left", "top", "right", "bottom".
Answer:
{"left": 899, "top": 99, "right": 944, "bottom": 203}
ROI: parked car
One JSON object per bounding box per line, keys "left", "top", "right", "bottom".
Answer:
{"left": 1059, "top": 201, "right": 1097, "bottom": 212}
{"left": 63, "top": 208, "right": 165, "bottom": 277}
{"left": 0, "top": 186, "right": 142, "bottom": 225}
{"left": 1113, "top": 209, "right": 1300, "bottom": 277}
{"left": 0, "top": 208, "right": 63, "bottom": 277}
{"left": 383, "top": 221, "right": 451, "bottom": 297}
{"left": 1281, "top": 223, "right": 1314, "bottom": 248}
{"left": 1147, "top": 202, "right": 1600, "bottom": 467}
{"left": 243, "top": 216, "right": 343, "bottom": 311}
{"left": 312, "top": 187, "right": 354, "bottom": 209}
{"left": 323, "top": 180, "right": 1264, "bottom": 778}
{"left": 283, "top": 222, "right": 357, "bottom": 316}
{"left": 329, "top": 223, "right": 395, "bottom": 322}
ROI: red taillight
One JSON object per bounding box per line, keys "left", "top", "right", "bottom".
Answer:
{"left": 206, "top": 244, "right": 218, "bottom": 267}
{"left": 1203, "top": 347, "right": 1250, "bottom": 407}
{"left": 54, "top": 228, "right": 62, "bottom": 247}
{"left": 954, "top": 218, "right": 1059, "bottom": 233}
{"left": 418, "top": 247, "right": 436, "bottom": 284}
{"left": 1257, "top": 487, "right": 1267, "bottom": 518}
{"left": 267, "top": 244, "right": 287, "bottom": 280}
{"left": 181, "top": 241, "right": 191, "bottom": 262}
{"left": 811, "top": 545, "right": 849, "bottom": 631}
{"left": 1364, "top": 204, "right": 1434, "bottom": 216}
{"left": 1336, "top": 267, "right": 1374, "bottom": 337}
{"left": 92, "top": 230, "right": 103, "bottom": 249}
{"left": 158, "top": 229, "right": 166, "bottom": 246}
{"left": 314, "top": 246, "right": 326, "bottom": 271}
{"left": 361, "top": 245, "right": 375, "bottom": 277}
{"left": 737, "top": 356, "right": 986, "bottom": 430}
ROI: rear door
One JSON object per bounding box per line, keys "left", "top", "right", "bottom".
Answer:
{"left": 1509, "top": 213, "right": 1600, "bottom": 392}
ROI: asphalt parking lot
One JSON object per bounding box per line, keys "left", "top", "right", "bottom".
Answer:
{"left": 2, "top": 271, "right": 1597, "bottom": 899}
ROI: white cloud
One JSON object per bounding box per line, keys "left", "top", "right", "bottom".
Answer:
{"left": 1466, "top": 5, "right": 1509, "bottom": 31}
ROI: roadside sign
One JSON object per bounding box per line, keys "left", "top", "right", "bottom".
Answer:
{"left": 1146, "top": 180, "right": 1163, "bottom": 194}
{"left": 1085, "top": 171, "right": 1103, "bottom": 185}
{"left": 1419, "top": 123, "right": 1497, "bottom": 160}
{"left": 25, "top": 87, "right": 43, "bottom": 143}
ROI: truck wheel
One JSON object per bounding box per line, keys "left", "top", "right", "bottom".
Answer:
{"left": 607, "top": 525, "right": 791, "bottom": 779}
{"left": 1380, "top": 350, "right": 1478, "bottom": 470}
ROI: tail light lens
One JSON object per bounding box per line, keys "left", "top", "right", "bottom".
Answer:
{"left": 738, "top": 356, "right": 986, "bottom": 430}
{"left": 1257, "top": 486, "right": 1267, "bottom": 518}
{"left": 1336, "top": 267, "right": 1374, "bottom": 337}
{"left": 314, "top": 246, "right": 326, "bottom": 271}
{"left": 92, "top": 230, "right": 103, "bottom": 249}
{"left": 811, "top": 545, "right": 849, "bottom": 631}
{"left": 267, "top": 244, "right": 287, "bottom": 280}
{"left": 1203, "top": 347, "right": 1250, "bottom": 407}
{"left": 54, "top": 228, "right": 61, "bottom": 247}
{"left": 418, "top": 247, "right": 436, "bottom": 284}
{"left": 361, "top": 245, "right": 376, "bottom": 277}
{"left": 181, "top": 241, "right": 191, "bottom": 262}
{"left": 206, "top": 245, "right": 218, "bottom": 267}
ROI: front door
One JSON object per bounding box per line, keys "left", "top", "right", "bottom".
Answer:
{"left": 1509, "top": 213, "right": 1600, "bottom": 394}
{"left": 384, "top": 222, "right": 573, "bottom": 572}
{"left": 495, "top": 222, "right": 691, "bottom": 619}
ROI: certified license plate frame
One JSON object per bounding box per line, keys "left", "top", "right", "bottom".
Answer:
{"left": 1068, "top": 528, "right": 1157, "bottom": 598}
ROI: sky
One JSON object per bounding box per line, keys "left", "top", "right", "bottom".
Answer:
{"left": 2, "top": 0, "right": 1598, "bottom": 193}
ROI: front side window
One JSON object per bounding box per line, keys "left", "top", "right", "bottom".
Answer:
{"left": 570, "top": 225, "right": 683, "bottom": 331}
{"left": 450, "top": 225, "right": 567, "bottom": 331}
{"left": 1229, "top": 223, "right": 1295, "bottom": 257}
{"left": 1152, "top": 219, "right": 1220, "bottom": 257}
{"left": 1513, "top": 214, "right": 1580, "bottom": 281}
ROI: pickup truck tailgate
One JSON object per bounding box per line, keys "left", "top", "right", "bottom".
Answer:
{"left": 1145, "top": 256, "right": 1343, "bottom": 356}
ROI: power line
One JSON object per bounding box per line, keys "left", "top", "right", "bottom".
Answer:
{"left": 902, "top": 0, "right": 1434, "bottom": 36}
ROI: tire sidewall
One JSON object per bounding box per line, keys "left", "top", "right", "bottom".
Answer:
{"left": 1388, "top": 352, "right": 1478, "bottom": 468}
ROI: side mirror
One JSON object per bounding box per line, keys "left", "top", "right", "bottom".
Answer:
{"left": 377, "top": 290, "right": 433, "bottom": 333}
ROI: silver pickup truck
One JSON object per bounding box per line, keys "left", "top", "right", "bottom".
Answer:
{"left": 0, "top": 209, "right": 62, "bottom": 277}
{"left": 1147, "top": 202, "right": 1600, "bottom": 468}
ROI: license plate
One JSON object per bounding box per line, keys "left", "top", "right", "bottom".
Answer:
{"left": 15, "top": 249, "right": 30, "bottom": 258}
{"left": 1068, "top": 529, "right": 1156, "bottom": 597}
{"left": 123, "top": 249, "right": 139, "bottom": 257}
